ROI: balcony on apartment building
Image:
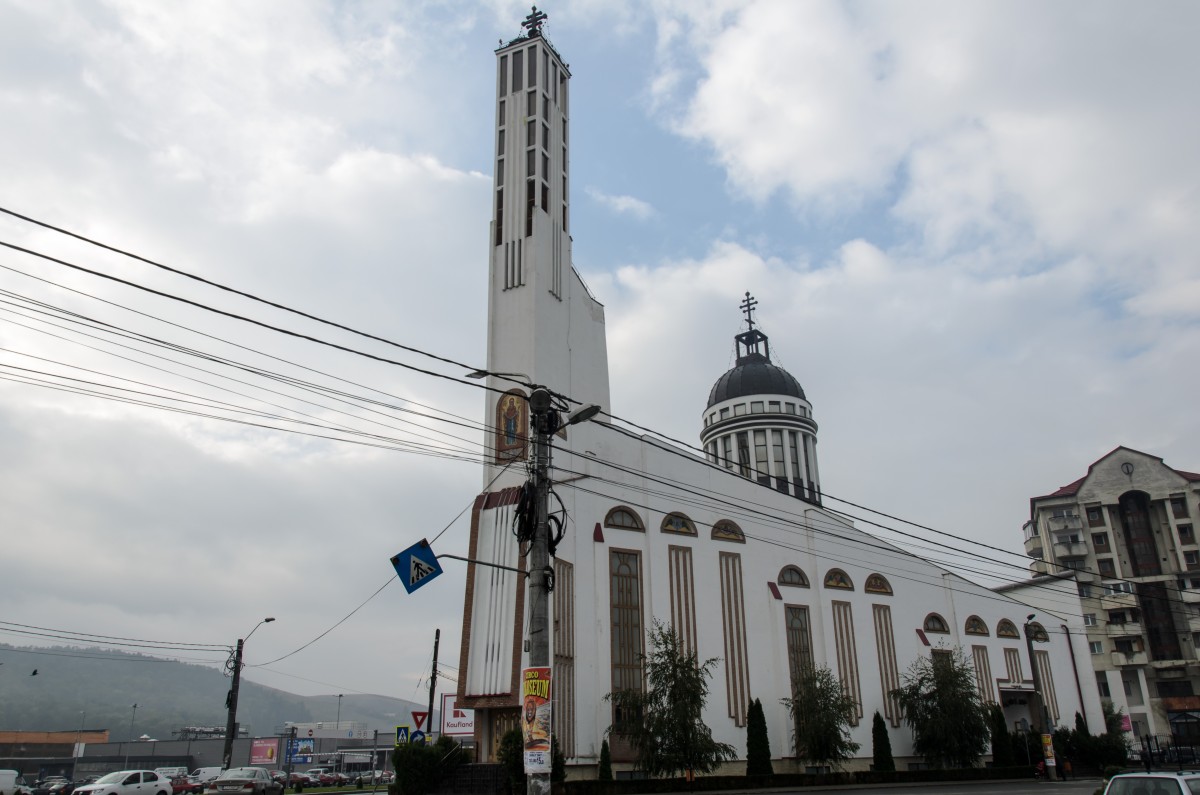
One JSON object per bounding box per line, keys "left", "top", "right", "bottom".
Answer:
{"left": 1099, "top": 590, "right": 1139, "bottom": 610}
{"left": 1052, "top": 538, "right": 1090, "bottom": 559}
{"left": 1112, "top": 650, "right": 1150, "bottom": 666}
{"left": 1105, "top": 621, "right": 1145, "bottom": 639}
{"left": 1046, "top": 514, "right": 1084, "bottom": 533}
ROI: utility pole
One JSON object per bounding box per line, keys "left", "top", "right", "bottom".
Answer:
{"left": 1024, "top": 615, "right": 1055, "bottom": 770}
{"left": 428, "top": 629, "right": 440, "bottom": 740}
{"left": 526, "top": 388, "right": 554, "bottom": 795}
{"left": 223, "top": 639, "right": 244, "bottom": 770}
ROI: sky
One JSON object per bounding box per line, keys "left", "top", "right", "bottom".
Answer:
{"left": 1, "top": 0, "right": 1197, "bottom": 713}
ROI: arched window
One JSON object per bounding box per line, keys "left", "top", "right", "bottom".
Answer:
{"left": 1026, "top": 622, "right": 1049, "bottom": 642}
{"left": 864, "top": 574, "right": 893, "bottom": 595}
{"left": 778, "top": 565, "right": 809, "bottom": 587}
{"left": 711, "top": 519, "right": 745, "bottom": 543}
{"left": 604, "top": 507, "right": 644, "bottom": 532}
{"left": 996, "top": 619, "right": 1020, "bottom": 638}
{"left": 964, "top": 616, "right": 989, "bottom": 636}
{"left": 660, "top": 512, "right": 697, "bottom": 536}
{"left": 823, "top": 569, "right": 854, "bottom": 590}
{"left": 923, "top": 613, "right": 949, "bottom": 633}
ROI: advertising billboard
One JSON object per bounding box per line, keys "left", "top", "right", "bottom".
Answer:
{"left": 250, "top": 738, "right": 279, "bottom": 765}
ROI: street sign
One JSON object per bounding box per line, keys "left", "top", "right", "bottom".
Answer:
{"left": 412, "top": 711, "right": 429, "bottom": 731}
{"left": 394, "top": 725, "right": 410, "bottom": 746}
{"left": 410, "top": 730, "right": 426, "bottom": 747}
{"left": 441, "top": 694, "right": 474, "bottom": 737}
{"left": 391, "top": 539, "right": 443, "bottom": 594}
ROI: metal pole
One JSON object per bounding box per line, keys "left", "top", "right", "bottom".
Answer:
{"left": 223, "top": 640, "right": 244, "bottom": 769}
{"left": 428, "top": 629, "right": 440, "bottom": 741}
{"left": 125, "top": 704, "right": 137, "bottom": 768}
{"left": 371, "top": 731, "right": 379, "bottom": 794}
{"left": 526, "top": 388, "right": 553, "bottom": 795}
{"left": 1024, "top": 617, "right": 1055, "bottom": 772}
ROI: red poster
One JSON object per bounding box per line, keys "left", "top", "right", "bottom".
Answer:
{"left": 521, "top": 667, "right": 552, "bottom": 774}
{"left": 250, "top": 738, "right": 279, "bottom": 765}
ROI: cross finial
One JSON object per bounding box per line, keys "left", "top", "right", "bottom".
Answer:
{"left": 522, "top": 6, "right": 548, "bottom": 37}
{"left": 740, "top": 291, "right": 758, "bottom": 330}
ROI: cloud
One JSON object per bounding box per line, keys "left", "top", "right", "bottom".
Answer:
{"left": 585, "top": 186, "right": 657, "bottom": 220}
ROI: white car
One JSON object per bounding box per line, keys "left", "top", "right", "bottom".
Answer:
{"left": 74, "top": 772, "right": 170, "bottom": 795}
{"left": 1103, "top": 772, "right": 1200, "bottom": 794}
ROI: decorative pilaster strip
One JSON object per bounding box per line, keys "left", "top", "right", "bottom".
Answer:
{"left": 553, "top": 559, "right": 575, "bottom": 758}
{"left": 1034, "top": 649, "right": 1060, "bottom": 723}
{"left": 971, "top": 645, "right": 996, "bottom": 704}
{"left": 872, "top": 604, "right": 901, "bottom": 727}
{"left": 831, "top": 601, "right": 863, "bottom": 724}
{"left": 668, "top": 546, "right": 697, "bottom": 656}
{"left": 719, "top": 551, "right": 750, "bottom": 726}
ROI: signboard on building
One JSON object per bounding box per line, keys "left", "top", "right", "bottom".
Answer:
{"left": 250, "top": 739, "right": 279, "bottom": 765}
{"left": 441, "top": 694, "right": 474, "bottom": 737}
{"left": 286, "top": 738, "right": 314, "bottom": 765}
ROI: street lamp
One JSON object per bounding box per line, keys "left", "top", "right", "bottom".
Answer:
{"left": 1024, "top": 613, "right": 1055, "bottom": 770}
{"left": 336, "top": 694, "right": 343, "bottom": 732}
{"left": 223, "top": 617, "right": 276, "bottom": 769}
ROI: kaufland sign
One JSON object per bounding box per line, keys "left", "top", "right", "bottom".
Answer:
{"left": 441, "top": 694, "right": 475, "bottom": 737}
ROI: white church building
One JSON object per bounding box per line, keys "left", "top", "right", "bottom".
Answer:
{"left": 455, "top": 11, "right": 1103, "bottom": 774}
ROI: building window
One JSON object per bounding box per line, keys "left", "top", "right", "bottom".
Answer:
{"left": 771, "top": 431, "right": 787, "bottom": 491}
{"left": 964, "top": 616, "right": 988, "bottom": 636}
{"left": 719, "top": 407, "right": 730, "bottom": 420}
{"left": 753, "top": 430, "right": 769, "bottom": 482}
{"left": 660, "top": 512, "right": 696, "bottom": 536}
{"left": 604, "top": 507, "right": 643, "bottom": 532}
{"left": 526, "top": 147, "right": 535, "bottom": 177}
{"left": 778, "top": 565, "right": 809, "bottom": 587}
{"left": 1098, "top": 558, "right": 1116, "bottom": 577}
{"left": 1108, "top": 610, "right": 1128, "bottom": 625}
{"left": 711, "top": 520, "right": 744, "bottom": 543}
{"left": 1087, "top": 506, "right": 1105, "bottom": 527}
{"left": 1172, "top": 497, "right": 1189, "bottom": 519}
{"left": 497, "top": 159, "right": 504, "bottom": 187}
{"left": 997, "top": 619, "right": 1020, "bottom": 638}
{"left": 736, "top": 432, "right": 751, "bottom": 478}
{"left": 733, "top": 403, "right": 746, "bottom": 416}
{"left": 824, "top": 569, "right": 853, "bottom": 590}
{"left": 543, "top": 94, "right": 550, "bottom": 121}
{"left": 750, "top": 401, "right": 764, "bottom": 414}
{"left": 721, "top": 436, "right": 733, "bottom": 469}
{"left": 494, "top": 189, "right": 503, "bottom": 246}
{"left": 525, "top": 180, "right": 535, "bottom": 237}
{"left": 768, "top": 401, "right": 780, "bottom": 413}
{"left": 1180, "top": 524, "right": 1195, "bottom": 544}
{"left": 1158, "top": 681, "right": 1195, "bottom": 698}
{"left": 1078, "top": 583, "right": 1093, "bottom": 598}
{"left": 1083, "top": 613, "right": 1097, "bottom": 627}
{"left": 865, "top": 574, "right": 893, "bottom": 595}
{"left": 542, "top": 122, "right": 549, "bottom": 150}
{"left": 512, "top": 50, "right": 523, "bottom": 92}
{"left": 785, "top": 606, "right": 814, "bottom": 689}
{"left": 499, "top": 98, "right": 506, "bottom": 121}
{"left": 1092, "top": 532, "right": 1110, "bottom": 550}
{"left": 1186, "top": 550, "right": 1200, "bottom": 570}
{"left": 609, "top": 550, "right": 643, "bottom": 732}
{"left": 1089, "top": 641, "right": 1104, "bottom": 655}
{"left": 923, "top": 613, "right": 950, "bottom": 634}
{"left": 499, "top": 54, "right": 508, "bottom": 95}
{"left": 527, "top": 45, "right": 537, "bottom": 87}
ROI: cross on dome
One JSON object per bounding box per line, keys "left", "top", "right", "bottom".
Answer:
{"left": 522, "top": 6, "right": 547, "bottom": 37}
{"left": 740, "top": 291, "right": 759, "bottom": 331}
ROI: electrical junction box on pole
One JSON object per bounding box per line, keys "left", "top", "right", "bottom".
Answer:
{"left": 391, "top": 539, "right": 443, "bottom": 594}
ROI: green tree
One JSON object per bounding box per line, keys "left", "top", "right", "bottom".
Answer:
{"left": 496, "top": 728, "right": 525, "bottom": 794}
{"left": 745, "top": 698, "right": 774, "bottom": 776}
{"left": 892, "top": 648, "right": 989, "bottom": 769}
{"left": 782, "top": 665, "right": 860, "bottom": 769}
{"left": 988, "top": 704, "right": 1014, "bottom": 767}
{"left": 391, "top": 736, "right": 462, "bottom": 795}
{"left": 598, "top": 739, "right": 613, "bottom": 781}
{"left": 871, "top": 711, "right": 895, "bottom": 772}
{"left": 605, "top": 621, "right": 737, "bottom": 778}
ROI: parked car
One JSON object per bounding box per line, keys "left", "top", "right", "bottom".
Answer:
{"left": 283, "top": 775, "right": 307, "bottom": 789}
{"left": 204, "top": 769, "right": 280, "bottom": 795}
{"left": 1104, "top": 771, "right": 1200, "bottom": 794}
{"left": 73, "top": 771, "right": 171, "bottom": 795}
{"left": 31, "top": 778, "right": 70, "bottom": 795}
{"left": 0, "top": 770, "right": 33, "bottom": 795}
{"left": 168, "top": 777, "right": 201, "bottom": 795}
{"left": 47, "top": 780, "right": 78, "bottom": 795}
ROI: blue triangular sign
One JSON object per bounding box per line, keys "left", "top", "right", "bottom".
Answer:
{"left": 391, "top": 538, "right": 443, "bottom": 594}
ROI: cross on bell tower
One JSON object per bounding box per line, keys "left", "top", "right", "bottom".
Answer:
{"left": 734, "top": 291, "right": 770, "bottom": 363}
{"left": 740, "top": 291, "right": 759, "bottom": 331}
{"left": 522, "top": 6, "right": 547, "bottom": 37}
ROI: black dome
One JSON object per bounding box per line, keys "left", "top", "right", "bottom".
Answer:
{"left": 707, "top": 352, "right": 805, "bottom": 408}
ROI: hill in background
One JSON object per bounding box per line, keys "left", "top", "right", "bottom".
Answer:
{"left": 0, "top": 645, "right": 435, "bottom": 740}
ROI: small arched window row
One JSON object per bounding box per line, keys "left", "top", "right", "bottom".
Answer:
{"left": 1026, "top": 622, "right": 1050, "bottom": 642}
{"left": 923, "top": 613, "right": 950, "bottom": 633}
{"left": 864, "top": 573, "right": 892, "bottom": 595}
{"left": 996, "top": 619, "right": 1021, "bottom": 638}
{"left": 824, "top": 569, "right": 853, "bottom": 590}
{"left": 778, "top": 565, "right": 809, "bottom": 587}
{"left": 661, "top": 512, "right": 697, "bottom": 536}
{"left": 604, "top": 506, "right": 644, "bottom": 532}
{"left": 964, "top": 615, "right": 989, "bottom": 636}
{"left": 711, "top": 519, "right": 745, "bottom": 543}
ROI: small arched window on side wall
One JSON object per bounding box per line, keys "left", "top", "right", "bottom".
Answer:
{"left": 864, "top": 573, "right": 893, "bottom": 595}
{"left": 778, "top": 565, "right": 809, "bottom": 588}
{"left": 711, "top": 519, "right": 745, "bottom": 543}
{"left": 964, "top": 616, "right": 989, "bottom": 636}
{"left": 824, "top": 568, "right": 854, "bottom": 590}
{"left": 661, "top": 512, "right": 697, "bottom": 536}
{"left": 996, "top": 619, "right": 1020, "bottom": 638}
{"left": 923, "top": 613, "right": 950, "bottom": 634}
{"left": 604, "top": 506, "right": 644, "bottom": 532}
{"left": 1026, "top": 622, "right": 1050, "bottom": 642}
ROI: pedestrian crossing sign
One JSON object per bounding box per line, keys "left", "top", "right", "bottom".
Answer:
{"left": 391, "top": 538, "right": 444, "bottom": 594}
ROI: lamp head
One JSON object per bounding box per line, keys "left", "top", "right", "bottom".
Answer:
{"left": 566, "top": 403, "right": 602, "bottom": 426}
{"left": 264, "top": 617, "right": 276, "bottom": 623}
{"left": 1027, "top": 613, "right": 1036, "bottom": 622}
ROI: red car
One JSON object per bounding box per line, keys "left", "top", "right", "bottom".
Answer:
{"left": 170, "top": 778, "right": 202, "bottom": 795}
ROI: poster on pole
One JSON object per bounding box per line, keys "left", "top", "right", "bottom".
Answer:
{"left": 1041, "top": 733, "right": 1057, "bottom": 767}
{"left": 521, "top": 667, "right": 552, "bottom": 774}
{"left": 250, "top": 738, "right": 279, "bottom": 765}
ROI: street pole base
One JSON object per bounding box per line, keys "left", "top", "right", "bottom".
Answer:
{"left": 526, "top": 772, "right": 551, "bottom": 795}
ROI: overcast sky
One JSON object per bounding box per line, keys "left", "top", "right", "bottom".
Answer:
{"left": 1, "top": 0, "right": 1197, "bottom": 709}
